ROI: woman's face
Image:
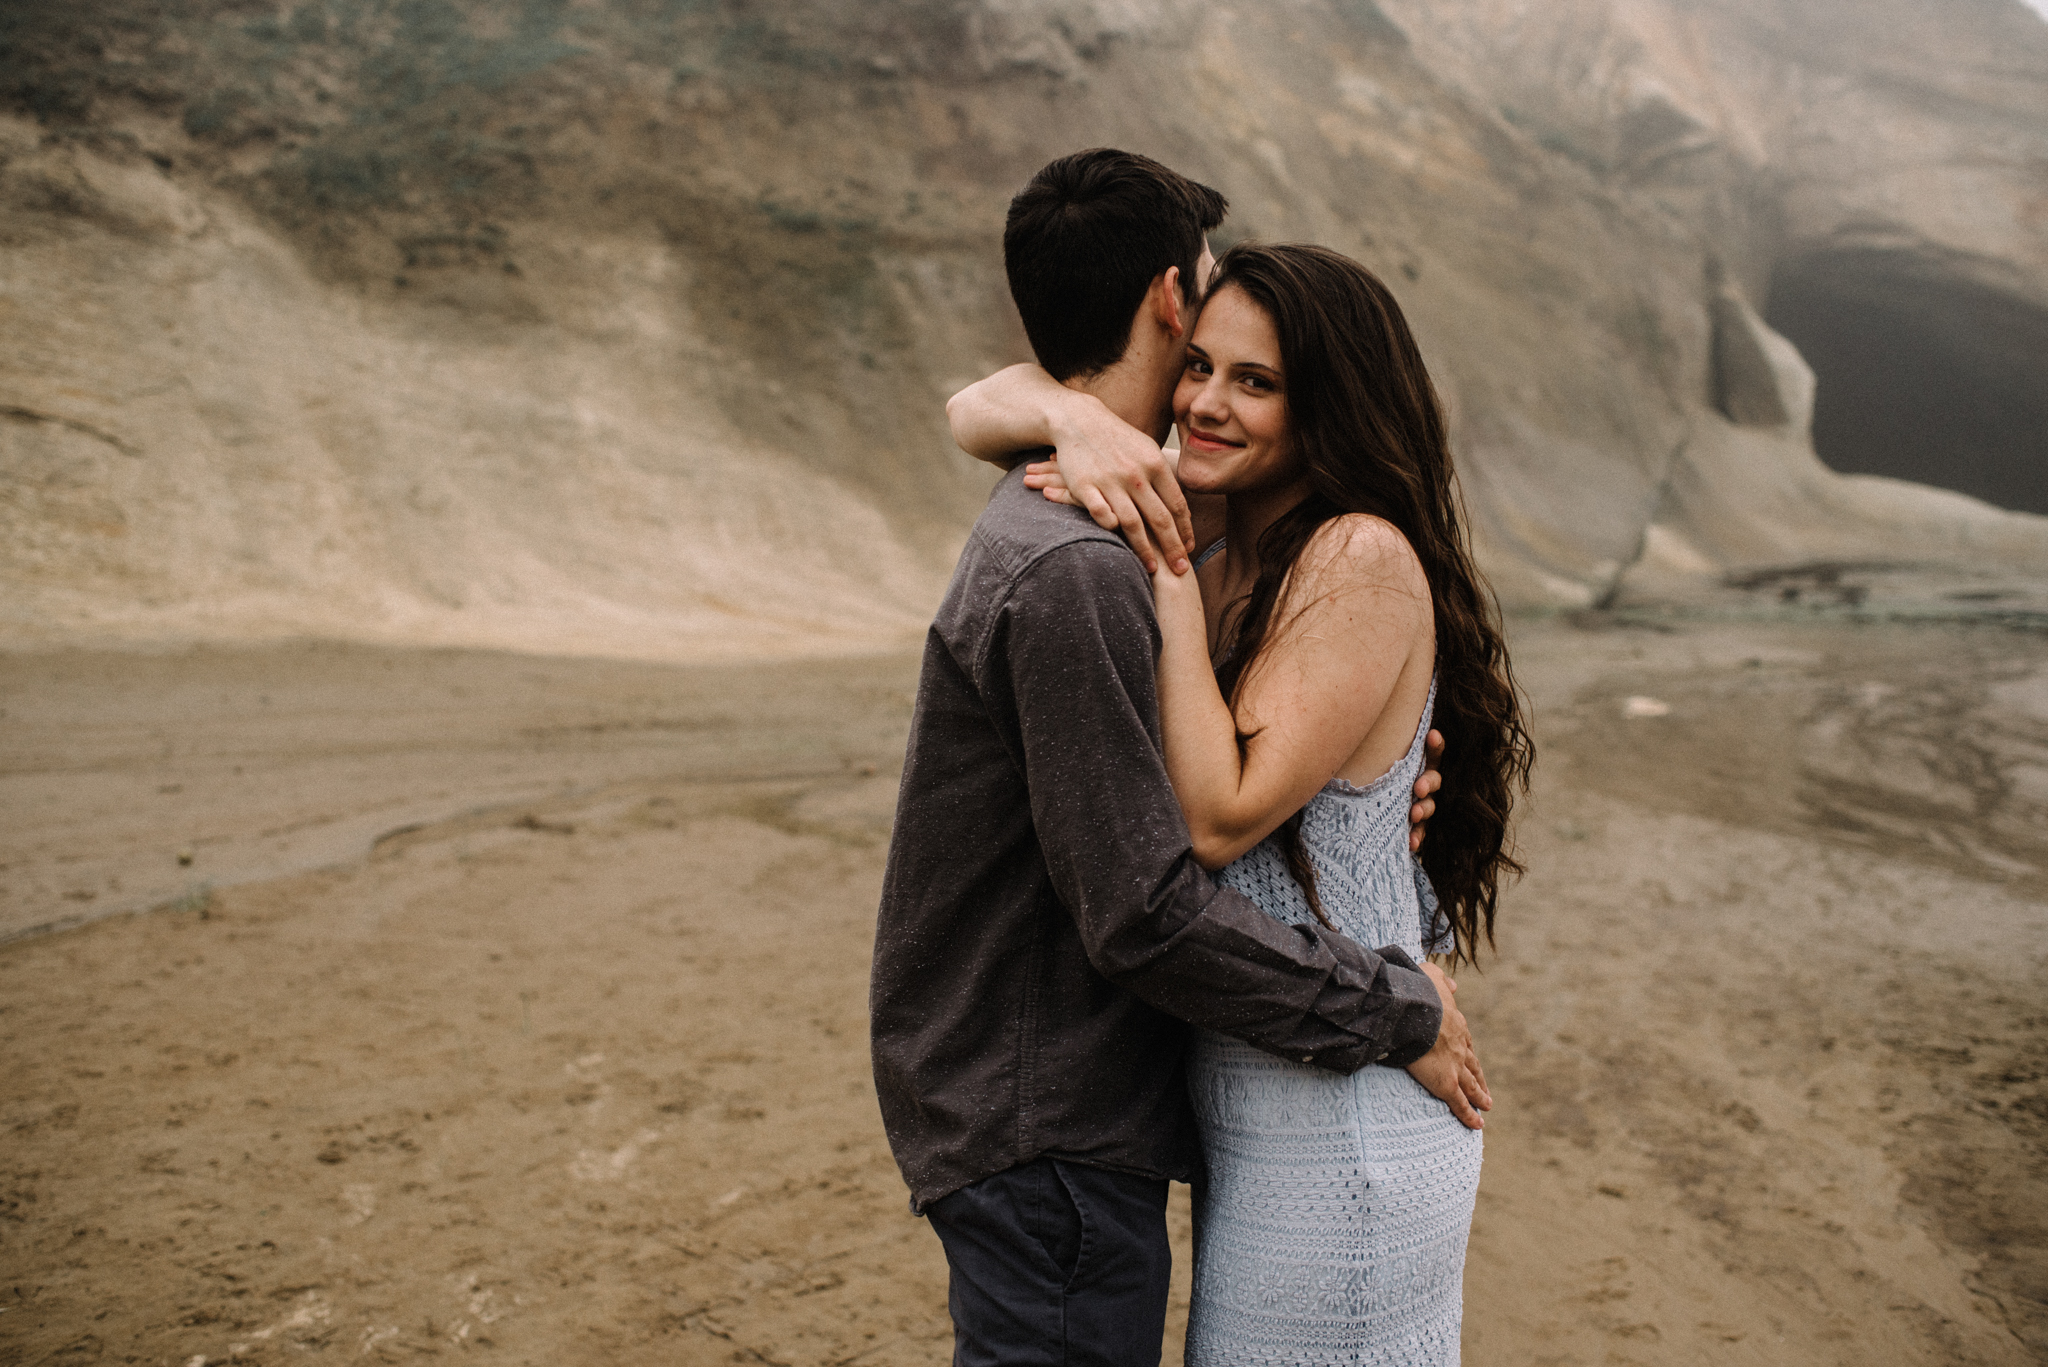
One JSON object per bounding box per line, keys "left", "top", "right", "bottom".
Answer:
{"left": 1172, "top": 284, "right": 1298, "bottom": 497}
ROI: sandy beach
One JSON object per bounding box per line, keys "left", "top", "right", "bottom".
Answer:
{"left": 6, "top": 4, "right": 2046, "bottom": 1363}
{"left": 3, "top": 615, "right": 2044, "bottom": 1365}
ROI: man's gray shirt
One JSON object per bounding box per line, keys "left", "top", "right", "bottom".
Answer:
{"left": 870, "top": 466, "right": 1443, "bottom": 1211}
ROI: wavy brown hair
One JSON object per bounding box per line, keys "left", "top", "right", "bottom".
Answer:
{"left": 1206, "top": 243, "right": 1533, "bottom": 966}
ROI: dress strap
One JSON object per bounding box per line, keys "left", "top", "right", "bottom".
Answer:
{"left": 1192, "top": 537, "right": 1227, "bottom": 571}
{"left": 1411, "top": 672, "right": 1439, "bottom": 751}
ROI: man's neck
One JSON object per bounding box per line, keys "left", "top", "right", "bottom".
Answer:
{"left": 1065, "top": 354, "right": 1175, "bottom": 444}
{"left": 1066, "top": 368, "right": 1169, "bottom": 444}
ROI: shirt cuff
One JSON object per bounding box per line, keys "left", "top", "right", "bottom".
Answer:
{"left": 1373, "top": 953, "right": 1444, "bottom": 1068}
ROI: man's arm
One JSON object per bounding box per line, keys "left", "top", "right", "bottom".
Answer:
{"left": 988, "top": 541, "right": 1444, "bottom": 1073}
{"left": 947, "top": 365, "right": 1194, "bottom": 574}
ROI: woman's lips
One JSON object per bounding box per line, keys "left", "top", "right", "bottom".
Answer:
{"left": 1182, "top": 429, "right": 1244, "bottom": 452}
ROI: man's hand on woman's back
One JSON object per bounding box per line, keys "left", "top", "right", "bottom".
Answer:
{"left": 1410, "top": 730, "right": 1443, "bottom": 852}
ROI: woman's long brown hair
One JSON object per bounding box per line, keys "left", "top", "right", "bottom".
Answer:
{"left": 1205, "top": 243, "right": 1533, "bottom": 966}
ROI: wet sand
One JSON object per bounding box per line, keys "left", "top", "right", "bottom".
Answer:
{"left": 2, "top": 617, "right": 2044, "bottom": 1365}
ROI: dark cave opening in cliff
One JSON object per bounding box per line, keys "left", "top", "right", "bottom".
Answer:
{"left": 1765, "top": 249, "right": 2048, "bottom": 517}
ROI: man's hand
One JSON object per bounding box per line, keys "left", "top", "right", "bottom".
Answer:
{"left": 1022, "top": 405, "right": 1193, "bottom": 575}
{"left": 1406, "top": 960, "right": 1490, "bottom": 1129}
{"left": 1408, "top": 729, "right": 1443, "bottom": 853}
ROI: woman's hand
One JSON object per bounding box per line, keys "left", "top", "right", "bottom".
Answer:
{"left": 1035, "top": 455, "right": 1226, "bottom": 582}
{"left": 1406, "top": 961, "right": 1491, "bottom": 1130}
{"left": 1022, "top": 403, "right": 1192, "bottom": 575}
{"left": 946, "top": 366, "right": 1190, "bottom": 572}
{"left": 1022, "top": 456, "right": 1070, "bottom": 498}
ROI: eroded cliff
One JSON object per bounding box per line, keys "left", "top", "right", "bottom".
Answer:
{"left": 3, "top": 0, "right": 2044, "bottom": 655}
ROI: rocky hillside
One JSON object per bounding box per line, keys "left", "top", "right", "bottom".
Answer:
{"left": 3, "top": 0, "right": 2044, "bottom": 656}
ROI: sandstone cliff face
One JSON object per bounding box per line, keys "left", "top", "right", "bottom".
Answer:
{"left": 2, "top": 0, "right": 2043, "bottom": 656}
{"left": 1377, "top": 0, "right": 2048, "bottom": 615}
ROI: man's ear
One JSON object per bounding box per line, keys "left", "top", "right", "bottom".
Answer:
{"left": 1153, "top": 265, "right": 1186, "bottom": 339}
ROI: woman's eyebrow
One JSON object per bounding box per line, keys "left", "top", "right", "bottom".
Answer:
{"left": 1229, "top": 359, "right": 1281, "bottom": 377}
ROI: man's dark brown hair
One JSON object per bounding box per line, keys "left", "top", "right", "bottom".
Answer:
{"left": 1003, "top": 148, "right": 1228, "bottom": 381}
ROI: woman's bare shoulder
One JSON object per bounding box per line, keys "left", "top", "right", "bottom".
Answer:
{"left": 1293, "top": 513, "right": 1427, "bottom": 597}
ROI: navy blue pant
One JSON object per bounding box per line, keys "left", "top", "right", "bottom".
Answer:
{"left": 925, "top": 1158, "right": 1172, "bottom": 1367}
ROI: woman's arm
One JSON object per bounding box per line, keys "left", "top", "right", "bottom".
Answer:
{"left": 945, "top": 363, "right": 1076, "bottom": 464}
{"left": 946, "top": 364, "right": 1193, "bottom": 572}
{"left": 1152, "top": 516, "right": 1431, "bottom": 869}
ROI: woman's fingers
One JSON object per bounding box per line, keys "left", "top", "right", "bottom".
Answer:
{"left": 1023, "top": 452, "right": 1191, "bottom": 574}
{"left": 1076, "top": 484, "right": 1117, "bottom": 530}
{"left": 1112, "top": 495, "right": 1160, "bottom": 573}
{"left": 1128, "top": 479, "right": 1191, "bottom": 574}
{"left": 1082, "top": 482, "right": 1161, "bottom": 574}
{"left": 1076, "top": 487, "right": 1159, "bottom": 572}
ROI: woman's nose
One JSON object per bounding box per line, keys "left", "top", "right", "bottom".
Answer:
{"left": 1189, "top": 378, "right": 1228, "bottom": 424}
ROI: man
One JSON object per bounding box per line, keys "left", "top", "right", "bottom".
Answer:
{"left": 870, "top": 148, "right": 1484, "bottom": 1367}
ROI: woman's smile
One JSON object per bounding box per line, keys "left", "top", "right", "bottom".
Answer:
{"left": 1172, "top": 284, "right": 1298, "bottom": 497}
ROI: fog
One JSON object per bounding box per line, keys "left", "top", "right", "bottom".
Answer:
{"left": 3, "top": 4, "right": 2047, "bottom": 1366}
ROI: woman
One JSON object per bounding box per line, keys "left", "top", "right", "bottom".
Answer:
{"left": 1040, "top": 243, "right": 1531, "bottom": 1362}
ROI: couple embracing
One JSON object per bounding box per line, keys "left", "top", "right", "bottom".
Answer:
{"left": 871, "top": 148, "right": 1532, "bottom": 1365}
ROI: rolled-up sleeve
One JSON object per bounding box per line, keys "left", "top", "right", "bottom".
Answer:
{"left": 980, "top": 541, "right": 1443, "bottom": 1073}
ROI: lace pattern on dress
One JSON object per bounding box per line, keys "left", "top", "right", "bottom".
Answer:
{"left": 1186, "top": 670, "right": 1477, "bottom": 1366}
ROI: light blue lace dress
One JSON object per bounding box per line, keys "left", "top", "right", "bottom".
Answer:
{"left": 1185, "top": 663, "right": 1480, "bottom": 1365}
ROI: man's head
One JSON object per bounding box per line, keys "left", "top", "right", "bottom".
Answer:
{"left": 1003, "top": 149, "right": 1228, "bottom": 382}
